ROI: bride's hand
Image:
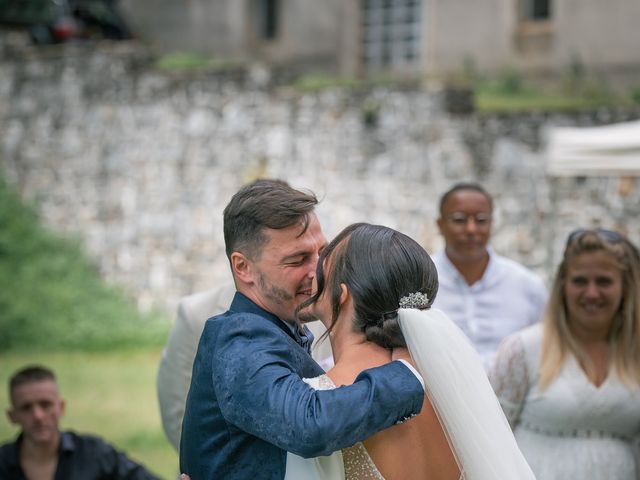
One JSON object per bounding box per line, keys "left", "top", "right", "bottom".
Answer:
{"left": 181, "top": 475, "right": 191, "bottom": 480}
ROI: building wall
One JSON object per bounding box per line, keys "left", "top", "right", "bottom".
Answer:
{"left": 257, "top": 0, "right": 342, "bottom": 66}
{"left": 120, "top": 0, "right": 343, "bottom": 69}
{"left": 554, "top": 0, "right": 640, "bottom": 70}
{"left": 426, "top": 0, "right": 515, "bottom": 76}
{"left": 426, "top": 0, "right": 640, "bottom": 79}
{"left": 120, "top": 0, "right": 248, "bottom": 56}
{"left": 118, "top": 0, "right": 640, "bottom": 82}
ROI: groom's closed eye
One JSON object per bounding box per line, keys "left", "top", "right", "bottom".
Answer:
{"left": 283, "top": 255, "right": 307, "bottom": 266}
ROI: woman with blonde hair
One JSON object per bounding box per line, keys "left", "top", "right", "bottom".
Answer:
{"left": 490, "top": 229, "right": 640, "bottom": 479}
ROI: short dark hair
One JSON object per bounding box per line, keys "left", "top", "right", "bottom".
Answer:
{"left": 9, "top": 365, "right": 56, "bottom": 403}
{"left": 439, "top": 182, "right": 493, "bottom": 215}
{"left": 223, "top": 179, "right": 318, "bottom": 260}
{"left": 299, "top": 223, "right": 439, "bottom": 348}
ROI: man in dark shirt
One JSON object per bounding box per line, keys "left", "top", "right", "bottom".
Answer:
{"left": 0, "top": 365, "right": 159, "bottom": 479}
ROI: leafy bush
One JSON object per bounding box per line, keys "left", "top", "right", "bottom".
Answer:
{"left": 0, "top": 176, "right": 169, "bottom": 352}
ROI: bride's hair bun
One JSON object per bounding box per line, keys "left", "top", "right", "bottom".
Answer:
{"left": 364, "top": 312, "right": 406, "bottom": 348}
{"left": 305, "top": 223, "right": 438, "bottom": 349}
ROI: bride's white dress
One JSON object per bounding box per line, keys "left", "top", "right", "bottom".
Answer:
{"left": 286, "top": 374, "right": 384, "bottom": 480}
{"left": 285, "top": 308, "right": 536, "bottom": 480}
{"left": 491, "top": 323, "right": 640, "bottom": 480}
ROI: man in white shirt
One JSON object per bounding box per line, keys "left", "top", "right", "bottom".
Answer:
{"left": 432, "top": 182, "right": 548, "bottom": 369}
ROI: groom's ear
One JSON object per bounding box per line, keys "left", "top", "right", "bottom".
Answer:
{"left": 231, "top": 252, "right": 255, "bottom": 286}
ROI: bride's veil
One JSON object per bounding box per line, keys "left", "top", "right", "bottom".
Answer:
{"left": 398, "top": 308, "right": 536, "bottom": 480}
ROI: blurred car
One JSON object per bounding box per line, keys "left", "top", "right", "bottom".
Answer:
{"left": 0, "top": 0, "right": 132, "bottom": 44}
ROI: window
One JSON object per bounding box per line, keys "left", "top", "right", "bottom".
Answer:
{"left": 258, "top": 0, "right": 279, "bottom": 40}
{"left": 361, "top": 0, "right": 422, "bottom": 73}
{"left": 521, "top": 0, "right": 551, "bottom": 21}
{"left": 516, "top": 0, "right": 552, "bottom": 55}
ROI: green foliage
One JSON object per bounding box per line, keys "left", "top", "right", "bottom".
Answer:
{"left": 0, "top": 176, "right": 170, "bottom": 352}
{"left": 474, "top": 66, "right": 635, "bottom": 113}
{"left": 495, "top": 69, "right": 525, "bottom": 95}
{"left": 361, "top": 98, "right": 381, "bottom": 128}
{"left": 462, "top": 56, "right": 482, "bottom": 85}
{"left": 475, "top": 88, "right": 624, "bottom": 112}
{"left": 291, "top": 73, "right": 413, "bottom": 93}
{"left": 293, "top": 74, "right": 365, "bottom": 92}
{"left": 566, "top": 54, "right": 587, "bottom": 88}
{"left": 154, "top": 52, "right": 242, "bottom": 72}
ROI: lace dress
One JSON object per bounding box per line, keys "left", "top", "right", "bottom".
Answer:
{"left": 490, "top": 323, "right": 640, "bottom": 480}
{"left": 285, "top": 374, "right": 384, "bottom": 480}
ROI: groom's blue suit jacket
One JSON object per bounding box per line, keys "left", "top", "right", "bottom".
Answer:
{"left": 180, "top": 292, "right": 424, "bottom": 479}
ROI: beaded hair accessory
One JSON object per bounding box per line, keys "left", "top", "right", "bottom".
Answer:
{"left": 398, "top": 292, "right": 430, "bottom": 309}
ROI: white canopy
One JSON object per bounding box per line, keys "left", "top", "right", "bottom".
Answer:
{"left": 545, "top": 120, "right": 640, "bottom": 176}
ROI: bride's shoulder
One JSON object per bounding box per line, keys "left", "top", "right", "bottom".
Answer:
{"left": 302, "top": 374, "right": 337, "bottom": 391}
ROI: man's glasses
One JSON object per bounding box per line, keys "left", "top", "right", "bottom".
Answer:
{"left": 446, "top": 212, "right": 492, "bottom": 227}
{"left": 566, "top": 228, "right": 624, "bottom": 246}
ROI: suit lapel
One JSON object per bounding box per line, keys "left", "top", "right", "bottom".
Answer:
{"left": 228, "top": 292, "right": 312, "bottom": 352}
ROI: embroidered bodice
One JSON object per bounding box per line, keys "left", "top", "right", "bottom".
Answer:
{"left": 304, "top": 375, "right": 385, "bottom": 480}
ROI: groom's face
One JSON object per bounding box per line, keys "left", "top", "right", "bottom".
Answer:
{"left": 248, "top": 213, "right": 327, "bottom": 323}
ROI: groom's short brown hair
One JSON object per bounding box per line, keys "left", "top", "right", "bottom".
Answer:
{"left": 223, "top": 179, "right": 318, "bottom": 261}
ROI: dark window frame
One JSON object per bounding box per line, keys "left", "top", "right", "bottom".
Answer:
{"left": 521, "top": 0, "right": 551, "bottom": 22}
{"left": 258, "top": 0, "right": 279, "bottom": 40}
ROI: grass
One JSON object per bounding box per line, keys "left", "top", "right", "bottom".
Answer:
{"left": 154, "top": 52, "right": 243, "bottom": 72}
{"left": 0, "top": 349, "right": 177, "bottom": 479}
{"left": 291, "top": 73, "right": 419, "bottom": 93}
{"left": 293, "top": 74, "right": 366, "bottom": 92}
{"left": 475, "top": 86, "right": 635, "bottom": 113}
{"left": 472, "top": 69, "right": 640, "bottom": 113}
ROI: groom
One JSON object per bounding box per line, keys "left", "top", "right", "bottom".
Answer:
{"left": 180, "top": 179, "right": 425, "bottom": 479}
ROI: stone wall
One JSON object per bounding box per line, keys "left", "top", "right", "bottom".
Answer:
{"left": 2, "top": 39, "right": 640, "bottom": 315}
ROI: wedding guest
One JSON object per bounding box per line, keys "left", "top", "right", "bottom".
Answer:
{"left": 156, "top": 285, "right": 234, "bottom": 452}
{"left": 490, "top": 229, "right": 640, "bottom": 479}
{"left": 0, "top": 365, "right": 159, "bottom": 479}
{"left": 432, "top": 182, "right": 547, "bottom": 368}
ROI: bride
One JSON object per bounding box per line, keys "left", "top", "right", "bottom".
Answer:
{"left": 286, "top": 223, "right": 536, "bottom": 480}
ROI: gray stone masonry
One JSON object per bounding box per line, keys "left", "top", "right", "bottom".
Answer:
{"left": 2, "top": 39, "right": 640, "bottom": 314}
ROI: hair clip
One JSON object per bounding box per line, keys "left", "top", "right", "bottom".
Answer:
{"left": 399, "top": 292, "right": 430, "bottom": 309}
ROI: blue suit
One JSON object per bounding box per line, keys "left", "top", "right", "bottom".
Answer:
{"left": 180, "top": 292, "right": 423, "bottom": 479}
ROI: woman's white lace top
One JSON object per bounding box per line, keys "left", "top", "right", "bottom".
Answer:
{"left": 490, "top": 323, "right": 640, "bottom": 480}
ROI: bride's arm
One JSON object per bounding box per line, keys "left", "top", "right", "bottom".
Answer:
{"left": 488, "top": 333, "right": 530, "bottom": 428}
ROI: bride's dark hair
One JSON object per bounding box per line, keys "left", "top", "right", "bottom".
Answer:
{"left": 298, "top": 223, "right": 438, "bottom": 348}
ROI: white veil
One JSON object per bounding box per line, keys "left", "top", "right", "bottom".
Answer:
{"left": 398, "top": 308, "right": 536, "bottom": 480}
